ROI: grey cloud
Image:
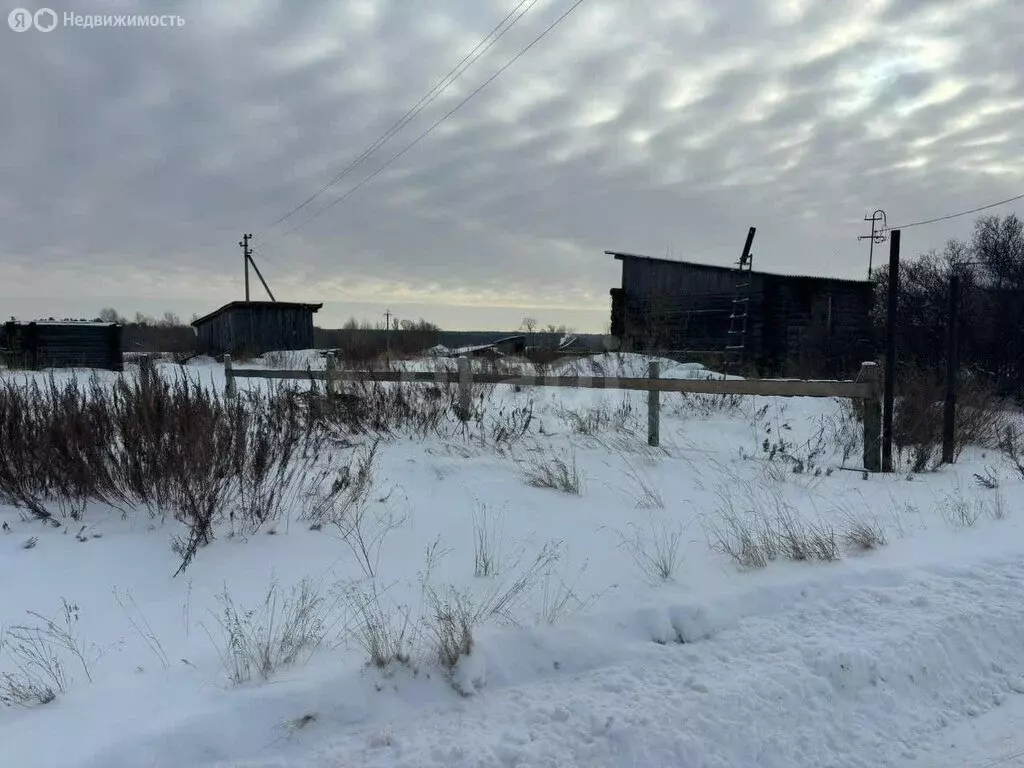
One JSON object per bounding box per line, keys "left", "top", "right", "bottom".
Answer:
{"left": 1, "top": 0, "right": 1022, "bottom": 328}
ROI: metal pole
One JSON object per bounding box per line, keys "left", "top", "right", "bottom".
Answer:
{"left": 882, "top": 229, "right": 900, "bottom": 472}
{"left": 941, "top": 274, "right": 960, "bottom": 464}
{"left": 867, "top": 219, "right": 876, "bottom": 279}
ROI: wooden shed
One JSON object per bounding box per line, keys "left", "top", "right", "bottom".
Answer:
{"left": 192, "top": 301, "right": 323, "bottom": 357}
{"left": 608, "top": 251, "right": 874, "bottom": 378}
{"left": 1, "top": 321, "right": 123, "bottom": 371}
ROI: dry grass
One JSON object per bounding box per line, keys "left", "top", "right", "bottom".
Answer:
{"left": 204, "top": 578, "right": 340, "bottom": 685}
{"left": 0, "top": 599, "right": 95, "bottom": 707}
{"left": 707, "top": 490, "right": 843, "bottom": 569}
{"left": 472, "top": 503, "right": 504, "bottom": 578}
{"left": 341, "top": 582, "right": 414, "bottom": 672}
{"left": 840, "top": 515, "right": 888, "bottom": 552}
{"left": 522, "top": 447, "right": 583, "bottom": 495}
{"left": 618, "top": 519, "right": 684, "bottom": 584}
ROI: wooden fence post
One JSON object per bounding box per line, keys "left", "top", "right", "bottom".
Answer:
{"left": 458, "top": 355, "right": 471, "bottom": 422}
{"left": 224, "top": 353, "right": 236, "bottom": 398}
{"left": 860, "top": 361, "right": 881, "bottom": 472}
{"left": 648, "top": 360, "right": 660, "bottom": 447}
{"left": 325, "top": 352, "right": 337, "bottom": 397}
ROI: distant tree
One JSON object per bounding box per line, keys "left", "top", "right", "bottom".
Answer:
{"left": 520, "top": 316, "right": 537, "bottom": 333}
{"left": 871, "top": 212, "right": 1024, "bottom": 393}
{"left": 400, "top": 318, "right": 441, "bottom": 332}
{"left": 98, "top": 307, "right": 125, "bottom": 324}
{"left": 158, "top": 311, "right": 183, "bottom": 328}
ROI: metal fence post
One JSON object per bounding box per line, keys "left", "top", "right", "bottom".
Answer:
{"left": 224, "top": 353, "right": 236, "bottom": 398}
{"left": 941, "top": 274, "right": 960, "bottom": 464}
{"left": 882, "top": 229, "right": 900, "bottom": 472}
{"left": 859, "top": 361, "right": 881, "bottom": 472}
{"left": 648, "top": 360, "right": 660, "bottom": 447}
{"left": 458, "top": 355, "right": 472, "bottom": 422}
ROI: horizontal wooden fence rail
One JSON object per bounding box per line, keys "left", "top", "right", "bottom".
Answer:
{"left": 223, "top": 355, "right": 883, "bottom": 471}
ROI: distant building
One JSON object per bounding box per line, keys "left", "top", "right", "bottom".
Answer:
{"left": 1, "top": 321, "right": 123, "bottom": 371}
{"left": 608, "top": 251, "right": 874, "bottom": 378}
{"left": 191, "top": 301, "right": 323, "bottom": 357}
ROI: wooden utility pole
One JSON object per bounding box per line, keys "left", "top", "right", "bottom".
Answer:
{"left": 239, "top": 233, "right": 253, "bottom": 302}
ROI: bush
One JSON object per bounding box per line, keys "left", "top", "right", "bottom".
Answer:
{"left": 0, "top": 366, "right": 330, "bottom": 574}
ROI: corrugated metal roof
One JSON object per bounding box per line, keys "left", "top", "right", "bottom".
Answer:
{"left": 191, "top": 301, "right": 324, "bottom": 327}
{"left": 606, "top": 250, "right": 871, "bottom": 286}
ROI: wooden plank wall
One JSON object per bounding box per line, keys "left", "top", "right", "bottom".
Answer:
{"left": 196, "top": 307, "right": 317, "bottom": 357}
{"left": 1, "top": 323, "right": 122, "bottom": 371}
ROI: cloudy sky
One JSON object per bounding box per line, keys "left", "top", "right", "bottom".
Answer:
{"left": 2, "top": 0, "right": 1022, "bottom": 330}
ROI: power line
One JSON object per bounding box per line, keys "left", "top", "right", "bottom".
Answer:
{"left": 260, "top": 0, "right": 538, "bottom": 235}
{"left": 275, "top": 0, "right": 590, "bottom": 240}
{"left": 888, "top": 192, "right": 1024, "bottom": 231}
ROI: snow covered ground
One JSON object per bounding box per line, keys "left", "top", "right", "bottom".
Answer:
{"left": 1, "top": 353, "right": 1023, "bottom": 767}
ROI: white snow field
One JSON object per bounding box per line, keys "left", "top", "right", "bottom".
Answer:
{"left": 2, "top": 353, "right": 1023, "bottom": 768}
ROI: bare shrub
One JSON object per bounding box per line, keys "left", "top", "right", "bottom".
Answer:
{"left": 556, "top": 398, "right": 638, "bottom": 437}
{"left": 890, "top": 370, "right": 1006, "bottom": 471}
{"left": 618, "top": 519, "right": 683, "bottom": 584}
{"left": 673, "top": 392, "right": 745, "bottom": 419}
{"left": 824, "top": 400, "right": 861, "bottom": 464}
{"left": 0, "top": 365, "right": 332, "bottom": 574}
{"left": 940, "top": 487, "right": 984, "bottom": 529}
{"left": 523, "top": 447, "right": 583, "bottom": 495}
{"left": 262, "top": 350, "right": 312, "bottom": 370}
{"left": 892, "top": 370, "right": 943, "bottom": 472}
{"left": 204, "top": 578, "right": 338, "bottom": 685}
{"left": 304, "top": 440, "right": 379, "bottom": 529}
{"left": 973, "top": 467, "right": 1000, "bottom": 489}
{"left": 999, "top": 424, "right": 1024, "bottom": 479}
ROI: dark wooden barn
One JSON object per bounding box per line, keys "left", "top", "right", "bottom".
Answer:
{"left": 608, "top": 251, "right": 874, "bottom": 378}
{"left": 191, "top": 301, "right": 323, "bottom": 357}
{"left": 0, "top": 321, "right": 123, "bottom": 371}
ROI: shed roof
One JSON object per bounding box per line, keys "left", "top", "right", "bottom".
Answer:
{"left": 191, "top": 301, "right": 324, "bottom": 327}
{"left": 607, "top": 250, "right": 870, "bottom": 286}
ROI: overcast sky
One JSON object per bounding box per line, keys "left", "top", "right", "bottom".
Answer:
{"left": 2, "top": 0, "right": 1022, "bottom": 330}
